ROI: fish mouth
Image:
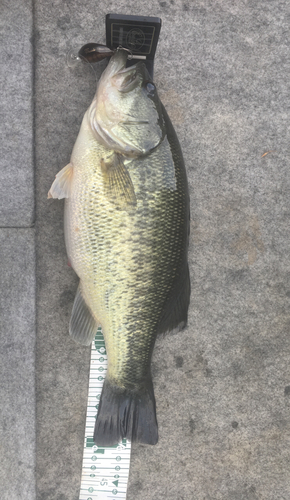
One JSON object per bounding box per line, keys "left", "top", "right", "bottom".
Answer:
{"left": 113, "top": 65, "right": 144, "bottom": 92}
{"left": 108, "top": 48, "right": 147, "bottom": 93}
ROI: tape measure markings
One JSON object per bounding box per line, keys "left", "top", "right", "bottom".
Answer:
{"left": 79, "top": 327, "right": 131, "bottom": 500}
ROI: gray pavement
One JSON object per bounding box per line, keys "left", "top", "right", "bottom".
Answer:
{"left": 0, "top": 0, "right": 34, "bottom": 226}
{"left": 1, "top": 1, "right": 36, "bottom": 499}
{"left": 2, "top": 1, "right": 290, "bottom": 499}
{"left": 0, "top": 229, "right": 36, "bottom": 500}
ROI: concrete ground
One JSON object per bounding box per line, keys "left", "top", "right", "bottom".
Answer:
{"left": 1, "top": 0, "right": 290, "bottom": 499}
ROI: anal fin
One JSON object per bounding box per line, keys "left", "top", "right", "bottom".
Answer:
{"left": 101, "top": 153, "right": 136, "bottom": 210}
{"left": 69, "top": 284, "right": 99, "bottom": 346}
{"left": 48, "top": 163, "right": 73, "bottom": 199}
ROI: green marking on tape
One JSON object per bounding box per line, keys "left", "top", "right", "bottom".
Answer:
{"left": 113, "top": 480, "right": 119, "bottom": 487}
{"left": 94, "top": 330, "right": 106, "bottom": 354}
{"left": 86, "top": 437, "right": 94, "bottom": 448}
{"left": 94, "top": 448, "right": 105, "bottom": 454}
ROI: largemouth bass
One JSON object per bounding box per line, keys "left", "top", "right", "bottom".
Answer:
{"left": 48, "top": 48, "right": 190, "bottom": 446}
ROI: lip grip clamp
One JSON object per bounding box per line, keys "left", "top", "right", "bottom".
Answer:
{"left": 106, "top": 14, "right": 162, "bottom": 79}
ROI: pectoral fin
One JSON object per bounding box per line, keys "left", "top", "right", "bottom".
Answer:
{"left": 48, "top": 163, "right": 73, "bottom": 199}
{"left": 101, "top": 153, "right": 136, "bottom": 210}
{"left": 69, "top": 284, "right": 99, "bottom": 346}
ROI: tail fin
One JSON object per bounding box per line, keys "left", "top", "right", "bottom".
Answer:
{"left": 93, "top": 377, "right": 158, "bottom": 446}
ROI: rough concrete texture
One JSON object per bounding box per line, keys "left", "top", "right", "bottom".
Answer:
{"left": 0, "top": 0, "right": 34, "bottom": 226}
{"left": 4, "top": 0, "right": 287, "bottom": 499}
{"left": 0, "top": 229, "right": 36, "bottom": 499}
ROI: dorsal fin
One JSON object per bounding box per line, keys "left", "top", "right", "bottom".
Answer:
{"left": 157, "top": 264, "right": 190, "bottom": 335}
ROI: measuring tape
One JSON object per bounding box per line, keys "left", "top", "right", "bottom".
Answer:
{"left": 79, "top": 327, "right": 131, "bottom": 500}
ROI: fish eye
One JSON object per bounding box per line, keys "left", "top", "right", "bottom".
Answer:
{"left": 145, "top": 82, "right": 156, "bottom": 95}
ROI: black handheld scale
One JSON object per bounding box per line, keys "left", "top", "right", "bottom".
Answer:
{"left": 77, "top": 14, "right": 161, "bottom": 79}
{"left": 106, "top": 14, "right": 162, "bottom": 78}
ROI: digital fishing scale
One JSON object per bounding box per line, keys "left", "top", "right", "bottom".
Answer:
{"left": 106, "top": 14, "right": 161, "bottom": 78}
{"left": 78, "top": 14, "right": 161, "bottom": 500}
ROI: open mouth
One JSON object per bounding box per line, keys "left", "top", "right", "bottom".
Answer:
{"left": 113, "top": 62, "right": 144, "bottom": 93}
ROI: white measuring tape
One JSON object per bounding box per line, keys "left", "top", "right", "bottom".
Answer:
{"left": 79, "top": 327, "right": 131, "bottom": 500}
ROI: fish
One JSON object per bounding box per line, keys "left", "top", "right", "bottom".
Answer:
{"left": 48, "top": 48, "right": 190, "bottom": 446}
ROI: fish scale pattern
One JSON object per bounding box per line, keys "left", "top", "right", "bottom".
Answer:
{"left": 66, "top": 109, "right": 189, "bottom": 390}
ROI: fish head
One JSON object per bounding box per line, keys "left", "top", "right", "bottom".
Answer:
{"left": 89, "top": 48, "right": 165, "bottom": 156}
